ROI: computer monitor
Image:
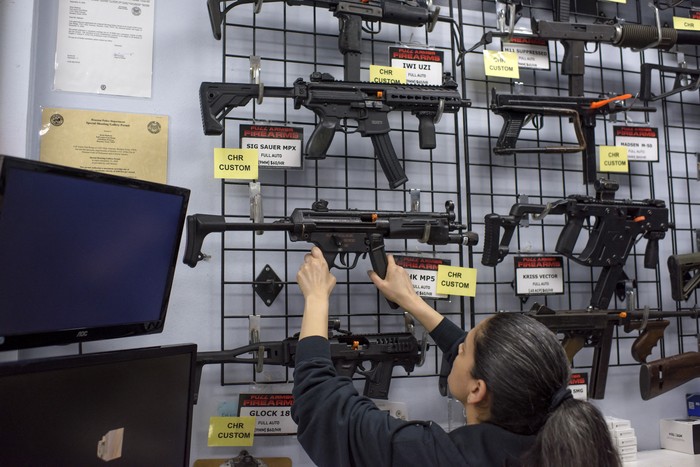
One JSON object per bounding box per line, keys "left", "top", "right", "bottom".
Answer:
{"left": 0, "top": 343, "right": 197, "bottom": 466}
{"left": 0, "top": 155, "right": 190, "bottom": 350}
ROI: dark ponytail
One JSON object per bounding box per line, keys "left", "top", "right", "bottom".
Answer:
{"left": 470, "top": 313, "right": 621, "bottom": 467}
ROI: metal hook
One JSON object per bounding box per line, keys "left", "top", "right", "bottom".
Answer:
{"left": 631, "top": 3, "right": 663, "bottom": 52}
{"left": 249, "top": 55, "right": 264, "bottom": 104}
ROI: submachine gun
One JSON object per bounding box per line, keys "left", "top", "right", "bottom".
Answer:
{"left": 200, "top": 72, "right": 470, "bottom": 189}
{"left": 490, "top": 90, "right": 650, "bottom": 185}
{"left": 527, "top": 303, "right": 699, "bottom": 399}
{"left": 183, "top": 199, "right": 478, "bottom": 307}
{"left": 206, "top": 0, "right": 440, "bottom": 80}
{"left": 482, "top": 178, "right": 670, "bottom": 311}
{"left": 193, "top": 318, "right": 429, "bottom": 402}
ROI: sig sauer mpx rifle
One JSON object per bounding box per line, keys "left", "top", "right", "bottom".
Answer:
{"left": 482, "top": 179, "right": 670, "bottom": 310}
{"left": 183, "top": 200, "right": 477, "bottom": 307}
{"left": 206, "top": 0, "right": 442, "bottom": 80}
{"left": 199, "top": 72, "right": 471, "bottom": 189}
{"left": 490, "top": 89, "right": 653, "bottom": 185}
{"left": 526, "top": 303, "right": 700, "bottom": 399}
{"left": 193, "top": 319, "right": 429, "bottom": 402}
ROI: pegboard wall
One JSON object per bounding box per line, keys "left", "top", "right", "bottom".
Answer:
{"left": 198, "top": 0, "right": 700, "bottom": 401}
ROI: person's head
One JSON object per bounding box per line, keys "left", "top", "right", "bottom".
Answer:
{"left": 447, "top": 312, "right": 620, "bottom": 467}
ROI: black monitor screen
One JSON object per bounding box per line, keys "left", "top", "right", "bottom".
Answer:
{"left": 0, "top": 155, "right": 190, "bottom": 350}
{"left": 0, "top": 344, "right": 197, "bottom": 466}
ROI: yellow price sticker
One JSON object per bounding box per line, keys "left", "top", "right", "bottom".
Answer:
{"left": 483, "top": 50, "right": 520, "bottom": 79}
{"left": 436, "top": 265, "right": 477, "bottom": 297}
{"left": 207, "top": 416, "right": 256, "bottom": 447}
{"left": 674, "top": 17, "right": 700, "bottom": 31}
{"left": 598, "top": 146, "right": 629, "bottom": 173}
{"left": 214, "top": 148, "right": 259, "bottom": 179}
{"left": 369, "top": 65, "right": 407, "bottom": 84}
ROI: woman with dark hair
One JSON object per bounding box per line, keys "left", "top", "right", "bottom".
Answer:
{"left": 292, "top": 247, "right": 621, "bottom": 467}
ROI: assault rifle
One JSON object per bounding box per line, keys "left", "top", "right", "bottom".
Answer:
{"left": 527, "top": 303, "right": 700, "bottom": 399}
{"left": 200, "top": 72, "right": 471, "bottom": 189}
{"left": 669, "top": 252, "right": 700, "bottom": 301}
{"left": 640, "top": 346, "right": 700, "bottom": 400}
{"left": 193, "top": 326, "right": 428, "bottom": 402}
{"left": 482, "top": 178, "right": 669, "bottom": 310}
{"left": 490, "top": 89, "right": 651, "bottom": 184}
{"left": 183, "top": 199, "right": 477, "bottom": 307}
{"left": 206, "top": 0, "right": 440, "bottom": 80}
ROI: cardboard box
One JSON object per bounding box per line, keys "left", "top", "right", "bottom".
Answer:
{"left": 660, "top": 418, "right": 700, "bottom": 454}
{"left": 687, "top": 393, "right": 700, "bottom": 417}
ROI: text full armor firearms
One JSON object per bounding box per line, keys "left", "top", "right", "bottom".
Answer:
{"left": 183, "top": 200, "right": 478, "bottom": 308}
{"left": 199, "top": 72, "right": 471, "bottom": 189}
{"left": 482, "top": 179, "right": 669, "bottom": 310}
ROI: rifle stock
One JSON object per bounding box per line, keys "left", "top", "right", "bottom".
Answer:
{"left": 640, "top": 352, "right": 700, "bottom": 400}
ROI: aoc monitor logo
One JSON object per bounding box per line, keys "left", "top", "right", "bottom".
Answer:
{"left": 76, "top": 330, "right": 89, "bottom": 338}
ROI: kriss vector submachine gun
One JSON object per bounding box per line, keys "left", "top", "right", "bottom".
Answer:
{"left": 527, "top": 303, "right": 699, "bottom": 399}
{"left": 200, "top": 72, "right": 471, "bottom": 189}
{"left": 206, "top": 0, "right": 442, "bottom": 80}
{"left": 184, "top": 200, "right": 477, "bottom": 307}
{"left": 193, "top": 318, "right": 429, "bottom": 402}
{"left": 482, "top": 179, "right": 669, "bottom": 310}
{"left": 490, "top": 89, "right": 653, "bottom": 185}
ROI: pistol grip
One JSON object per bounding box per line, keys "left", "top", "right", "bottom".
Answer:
{"left": 555, "top": 216, "right": 584, "bottom": 258}
{"left": 481, "top": 213, "right": 504, "bottom": 267}
{"left": 370, "top": 134, "right": 408, "bottom": 190}
{"left": 306, "top": 117, "right": 338, "bottom": 159}
{"left": 493, "top": 113, "right": 526, "bottom": 155}
{"left": 644, "top": 239, "right": 659, "bottom": 269}
{"left": 631, "top": 321, "right": 669, "bottom": 363}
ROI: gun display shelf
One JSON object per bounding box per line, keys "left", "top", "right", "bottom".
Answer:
{"left": 203, "top": 0, "right": 700, "bottom": 403}
{"left": 208, "top": 0, "right": 469, "bottom": 395}
{"left": 463, "top": 0, "right": 700, "bottom": 394}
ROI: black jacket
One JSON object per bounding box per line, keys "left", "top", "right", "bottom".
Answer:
{"left": 291, "top": 319, "right": 535, "bottom": 466}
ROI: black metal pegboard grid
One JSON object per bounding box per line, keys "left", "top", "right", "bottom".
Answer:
{"left": 459, "top": 1, "right": 673, "bottom": 381}
{"left": 207, "top": 0, "right": 469, "bottom": 390}
{"left": 655, "top": 45, "right": 700, "bottom": 355}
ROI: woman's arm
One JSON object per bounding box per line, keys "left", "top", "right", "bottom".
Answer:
{"left": 367, "top": 254, "right": 444, "bottom": 332}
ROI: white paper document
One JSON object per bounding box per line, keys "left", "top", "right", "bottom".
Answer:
{"left": 54, "top": 0, "right": 155, "bottom": 97}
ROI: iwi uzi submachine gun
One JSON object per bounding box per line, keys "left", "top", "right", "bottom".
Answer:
{"left": 206, "top": 0, "right": 441, "bottom": 80}
{"left": 200, "top": 72, "right": 471, "bottom": 189}
{"left": 482, "top": 179, "right": 670, "bottom": 310}
{"left": 193, "top": 318, "right": 429, "bottom": 402}
{"left": 490, "top": 89, "right": 653, "bottom": 185}
{"left": 526, "top": 303, "right": 700, "bottom": 399}
{"left": 183, "top": 199, "right": 478, "bottom": 307}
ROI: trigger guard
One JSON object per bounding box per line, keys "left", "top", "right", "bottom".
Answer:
{"left": 333, "top": 252, "right": 364, "bottom": 270}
